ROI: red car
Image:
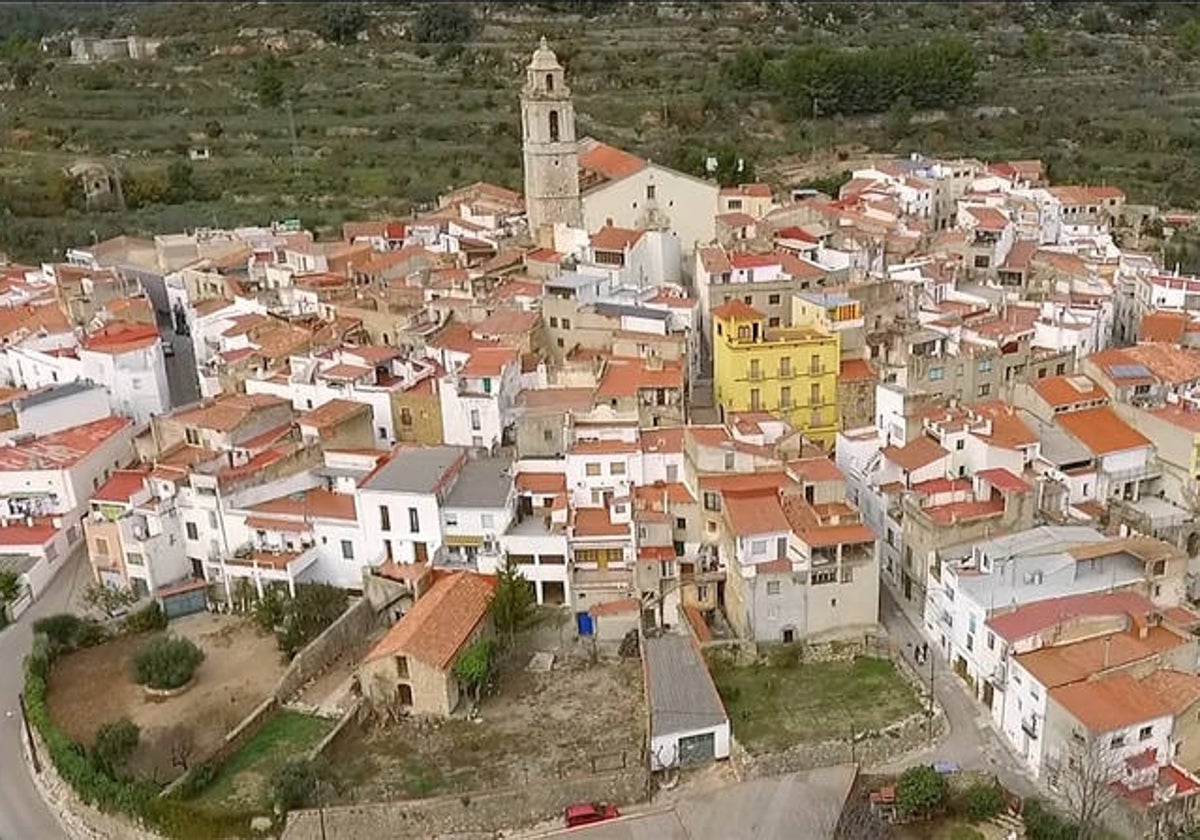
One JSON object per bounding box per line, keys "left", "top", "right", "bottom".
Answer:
{"left": 564, "top": 802, "right": 620, "bottom": 828}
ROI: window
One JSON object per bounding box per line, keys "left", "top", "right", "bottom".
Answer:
{"left": 548, "top": 110, "right": 560, "bottom": 141}
{"left": 956, "top": 439, "right": 965, "bottom": 450}
{"left": 646, "top": 184, "right": 656, "bottom": 200}
{"left": 780, "top": 386, "right": 792, "bottom": 409}
{"left": 610, "top": 462, "right": 626, "bottom": 476}
{"left": 126, "top": 552, "right": 144, "bottom": 566}
{"left": 561, "top": 317, "right": 571, "bottom": 330}
{"left": 483, "top": 378, "right": 492, "bottom": 394}
{"left": 549, "top": 316, "right": 559, "bottom": 328}
{"left": 978, "top": 383, "right": 991, "bottom": 397}
{"left": 341, "top": 540, "right": 354, "bottom": 560}
{"left": 766, "top": 580, "right": 781, "bottom": 595}
{"left": 779, "top": 357, "right": 792, "bottom": 378}
{"left": 1056, "top": 363, "right": 1067, "bottom": 375}
{"left": 185, "top": 428, "right": 200, "bottom": 445}
{"left": 445, "top": 513, "right": 459, "bottom": 527}
{"left": 810, "top": 354, "right": 821, "bottom": 374}
{"left": 1111, "top": 734, "right": 1126, "bottom": 749}
{"left": 750, "top": 388, "right": 761, "bottom": 411}
{"left": 810, "top": 383, "right": 820, "bottom": 405}
{"left": 974, "top": 255, "right": 990, "bottom": 269}
{"left": 841, "top": 567, "right": 852, "bottom": 583}
{"left": 586, "top": 462, "right": 601, "bottom": 476}
{"left": 750, "top": 539, "right": 767, "bottom": 556}
{"left": 378, "top": 427, "right": 387, "bottom": 440}
{"left": 408, "top": 507, "right": 420, "bottom": 532}
{"left": 1153, "top": 559, "right": 1166, "bottom": 576}
{"left": 208, "top": 510, "right": 218, "bottom": 528}
{"left": 768, "top": 316, "right": 781, "bottom": 328}
{"left": 675, "top": 517, "right": 687, "bottom": 530}
{"left": 400, "top": 408, "right": 412, "bottom": 427}
{"left": 379, "top": 506, "right": 391, "bottom": 531}
{"left": 749, "top": 358, "right": 761, "bottom": 380}
{"left": 768, "top": 294, "right": 781, "bottom": 305}
{"left": 929, "top": 366, "right": 945, "bottom": 381}
{"left": 706, "top": 520, "right": 718, "bottom": 534}
{"left": 1139, "top": 725, "right": 1153, "bottom": 741}
{"left": 185, "top": 522, "right": 199, "bottom": 540}
{"left": 978, "top": 359, "right": 993, "bottom": 372}
{"left": 545, "top": 72, "right": 554, "bottom": 91}
{"left": 481, "top": 513, "right": 495, "bottom": 530}
{"left": 95, "top": 537, "right": 110, "bottom": 556}
{"left": 724, "top": 452, "right": 735, "bottom": 470}
{"left": 727, "top": 198, "right": 743, "bottom": 210}
{"left": 987, "top": 632, "right": 995, "bottom": 651}
{"left": 743, "top": 295, "right": 752, "bottom": 305}
{"left": 703, "top": 492, "right": 721, "bottom": 512}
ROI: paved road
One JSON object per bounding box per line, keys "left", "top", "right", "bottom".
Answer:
{"left": 875, "top": 585, "right": 1037, "bottom": 798}
{"left": 0, "top": 547, "right": 91, "bottom": 840}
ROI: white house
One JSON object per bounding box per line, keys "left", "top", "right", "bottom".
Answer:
{"left": 79, "top": 322, "right": 170, "bottom": 423}
{"left": 644, "top": 632, "right": 731, "bottom": 770}
{"left": 438, "top": 346, "right": 522, "bottom": 451}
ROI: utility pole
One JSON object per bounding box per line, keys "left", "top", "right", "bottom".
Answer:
{"left": 926, "top": 653, "right": 935, "bottom": 745}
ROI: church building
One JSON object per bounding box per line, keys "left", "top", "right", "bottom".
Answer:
{"left": 520, "top": 39, "right": 719, "bottom": 267}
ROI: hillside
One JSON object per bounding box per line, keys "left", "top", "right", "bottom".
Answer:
{"left": 2, "top": 2, "right": 1200, "bottom": 261}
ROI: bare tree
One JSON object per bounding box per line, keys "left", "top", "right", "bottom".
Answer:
{"left": 166, "top": 726, "right": 196, "bottom": 773}
{"left": 1056, "top": 733, "right": 1124, "bottom": 840}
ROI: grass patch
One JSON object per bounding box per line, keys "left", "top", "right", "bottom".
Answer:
{"left": 194, "top": 711, "right": 332, "bottom": 809}
{"left": 709, "top": 655, "right": 921, "bottom": 752}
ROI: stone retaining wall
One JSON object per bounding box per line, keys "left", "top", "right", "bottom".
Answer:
{"left": 274, "top": 597, "right": 377, "bottom": 703}
{"left": 161, "top": 696, "right": 278, "bottom": 797}
{"left": 305, "top": 698, "right": 362, "bottom": 762}
{"left": 281, "top": 767, "right": 650, "bottom": 840}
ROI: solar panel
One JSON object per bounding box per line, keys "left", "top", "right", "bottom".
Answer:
{"left": 1108, "top": 364, "right": 1152, "bottom": 379}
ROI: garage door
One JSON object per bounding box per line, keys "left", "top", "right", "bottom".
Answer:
{"left": 678, "top": 732, "right": 715, "bottom": 766}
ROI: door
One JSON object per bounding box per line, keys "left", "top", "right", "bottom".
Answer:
{"left": 678, "top": 732, "right": 715, "bottom": 766}
{"left": 415, "top": 542, "right": 428, "bottom": 564}
{"left": 518, "top": 496, "right": 533, "bottom": 518}
{"left": 576, "top": 611, "right": 594, "bottom": 636}
{"left": 982, "top": 680, "right": 995, "bottom": 710}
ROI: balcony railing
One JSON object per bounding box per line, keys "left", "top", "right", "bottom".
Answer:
{"left": 1103, "top": 458, "right": 1161, "bottom": 484}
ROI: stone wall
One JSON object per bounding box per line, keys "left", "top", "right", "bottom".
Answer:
{"left": 275, "top": 597, "right": 378, "bottom": 703}
{"left": 161, "top": 697, "right": 277, "bottom": 797}
{"left": 281, "top": 767, "right": 650, "bottom": 840}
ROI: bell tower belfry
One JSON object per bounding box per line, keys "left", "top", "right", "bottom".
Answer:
{"left": 521, "top": 37, "right": 582, "bottom": 247}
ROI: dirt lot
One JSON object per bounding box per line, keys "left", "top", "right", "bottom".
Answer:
{"left": 47, "top": 613, "right": 286, "bottom": 783}
{"left": 324, "top": 650, "right": 644, "bottom": 804}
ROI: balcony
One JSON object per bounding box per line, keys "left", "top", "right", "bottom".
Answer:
{"left": 1103, "top": 457, "right": 1161, "bottom": 485}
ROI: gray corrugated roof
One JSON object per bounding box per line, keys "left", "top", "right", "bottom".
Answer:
{"left": 17, "top": 381, "right": 104, "bottom": 411}
{"left": 644, "top": 633, "right": 728, "bottom": 738}
{"left": 593, "top": 302, "right": 670, "bottom": 322}
{"left": 444, "top": 456, "right": 513, "bottom": 509}
{"left": 360, "top": 446, "right": 464, "bottom": 494}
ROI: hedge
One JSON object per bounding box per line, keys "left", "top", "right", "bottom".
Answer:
{"left": 22, "top": 631, "right": 261, "bottom": 839}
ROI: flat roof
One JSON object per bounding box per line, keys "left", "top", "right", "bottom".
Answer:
{"left": 444, "top": 456, "right": 513, "bottom": 509}
{"left": 643, "top": 633, "right": 728, "bottom": 739}
{"left": 593, "top": 302, "right": 671, "bottom": 322}
{"left": 360, "top": 446, "right": 464, "bottom": 494}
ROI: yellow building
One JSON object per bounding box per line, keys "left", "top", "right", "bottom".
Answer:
{"left": 712, "top": 299, "right": 840, "bottom": 447}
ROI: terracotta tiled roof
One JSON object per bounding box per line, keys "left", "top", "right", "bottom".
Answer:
{"left": 1057, "top": 407, "right": 1151, "bottom": 456}
{"left": 591, "top": 225, "right": 644, "bottom": 252}
{"left": 597, "top": 357, "right": 683, "bottom": 398}
{"left": 723, "top": 491, "right": 789, "bottom": 537}
{"left": 839, "top": 358, "right": 875, "bottom": 383}
{"left": 1048, "top": 185, "right": 1125, "bottom": 206}
{"left": 460, "top": 346, "right": 518, "bottom": 378}
{"left": 1051, "top": 671, "right": 1172, "bottom": 733}
{"left": 364, "top": 571, "right": 495, "bottom": 669}
{"left": 1033, "top": 375, "right": 1108, "bottom": 408}
{"left": 881, "top": 436, "right": 949, "bottom": 472}
{"left": 698, "top": 472, "right": 791, "bottom": 493}
{"left": 83, "top": 322, "right": 160, "bottom": 353}
{"left": 472, "top": 309, "right": 539, "bottom": 338}
{"left": 789, "top": 457, "right": 843, "bottom": 483}
{"left": 964, "top": 206, "right": 1009, "bottom": 231}
{"left": 1139, "top": 669, "right": 1200, "bottom": 715}
{"left": 298, "top": 399, "right": 368, "bottom": 430}
{"left": 174, "top": 393, "right": 290, "bottom": 433}
{"left": 572, "top": 508, "right": 629, "bottom": 538}
{"left": 1017, "top": 627, "right": 1185, "bottom": 689}
{"left": 249, "top": 487, "right": 356, "bottom": 521}
{"left": 975, "top": 468, "right": 1031, "bottom": 494}
{"left": 640, "top": 427, "right": 686, "bottom": 453}
{"left": 970, "top": 401, "right": 1038, "bottom": 449}
{"left": 515, "top": 472, "right": 567, "bottom": 494}
{"left": 987, "top": 590, "right": 1156, "bottom": 643}
{"left": 589, "top": 597, "right": 640, "bottom": 617}
{"left": 0, "top": 416, "right": 130, "bottom": 471}
{"left": 716, "top": 212, "right": 757, "bottom": 228}
{"left": 729, "top": 252, "right": 780, "bottom": 270}
{"left": 697, "top": 247, "right": 732, "bottom": 275}
{"left": 720, "top": 183, "right": 772, "bottom": 198}
{"left": 578, "top": 141, "right": 646, "bottom": 181}
{"left": 1139, "top": 311, "right": 1188, "bottom": 344}
{"left": 0, "top": 303, "right": 71, "bottom": 341}
{"left": 570, "top": 439, "right": 639, "bottom": 456}
{"left": 711, "top": 299, "right": 764, "bottom": 321}
{"left": 799, "top": 523, "right": 875, "bottom": 548}
{"left": 91, "top": 469, "right": 149, "bottom": 504}
{"left": 633, "top": 482, "right": 695, "bottom": 507}
{"left": 0, "top": 517, "right": 58, "bottom": 546}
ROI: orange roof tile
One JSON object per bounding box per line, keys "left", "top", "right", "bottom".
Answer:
{"left": 1139, "top": 311, "right": 1188, "bottom": 344}
{"left": 987, "top": 591, "right": 1156, "bottom": 642}
{"left": 1017, "top": 627, "right": 1185, "bottom": 689}
{"left": 964, "top": 206, "right": 1009, "bottom": 232}
{"left": 697, "top": 247, "right": 733, "bottom": 275}
{"left": 881, "top": 436, "right": 949, "bottom": 472}
{"left": 1033, "top": 375, "right": 1108, "bottom": 408}
{"left": 723, "top": 491, "right": 790, "bottom": 537}
{"left": 597, "top": 357, "right": 683, "bottom": 398}
{"left": 1057, "top": 407, "right": 1151, "bottom": 456}
{"left": 570, "top": 439, "right": 639, "bottom": 456}
{"left": 249, "top": 487, "right": 356, "bottom": 521}
{"left": 573, "top": 508, "right": 629, "bottom": 538}
{"left": 1051, "top": 671, "right": 1172, "bottom": 733}
{"left": 0, "top": 416, "right": 130, "bottom": 471}
{"left": 83, "top": 322, "right": 160, "bottom": 353}
{"left": 633, "top": 482, "right": 695, "bottom": 507}
{"left": 699, "top": 472, "right": 791, "bottom": 492}
{"left": 800, "top": 523, "right": 875, "bottom": 548}
{"left": 589, "top": 597, "right": 640, "bottom": 617}
{"left": 0, "top": 303, "right": 71, "bottom": 341}
{"left": 91, "top": 469, "right": 149, "bottom": 504}
{"left": 0, "top": 517, "right": 58, "bottom": 546}
{"left": 1150, "top": 404, "right": 1200, "bottom": 433}
{"left": 711, "top": 299, "right": 764, "bottom": 321}
{"left": 970, "top": 401, "right": 1038, "bottom": 449}
{"left": 460, "top": 346, "right": 518, "bottom": 378}
{"left": 364, "top": 571, "right": 496, "bottom": 669}
{"left": 299, "top": 399, "right": 368, "bottom": 430}
{"left": 591, "top": 225, "right": 644, "bottom": 252}
{"left": 1139, "top": 669, "right": 1200, "bottom": 715}
{"left": 839, "top": 358, "right": 875, "bottom": 383}
{"left": 789, "top": 457, "right": 843, "bottom": 483}
{"left": 515, "top": 472, "right": 567, "bottom": 494}
{"left": 579, "top": 142, "right": 646, "bottom": 181}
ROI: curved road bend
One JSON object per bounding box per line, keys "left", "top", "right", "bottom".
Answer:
{"left": 0, "top": 547, "right": 90, "bottom": 840}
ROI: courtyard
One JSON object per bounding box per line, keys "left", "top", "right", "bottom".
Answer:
{"left": 323, "top": 651, "right": 644, "bottom": 803}
{"left": 46, "top": 613, "right": 287, "bottom": 782}
{"left": 707, "top": 653, "right": 922, "bottom": 753}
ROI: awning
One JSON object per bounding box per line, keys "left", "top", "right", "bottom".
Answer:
{"left": 444, "top": 535, "right": 484, "bottom": 547}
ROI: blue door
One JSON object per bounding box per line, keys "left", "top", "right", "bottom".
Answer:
{"left": 576, "top": 611, "right": 594, "bottom": 636}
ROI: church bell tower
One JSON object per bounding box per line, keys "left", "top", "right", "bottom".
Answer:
{"left": 521, "top": 38, "right": 582, "bottom": 247}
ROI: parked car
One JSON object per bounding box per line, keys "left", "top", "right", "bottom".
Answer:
{"left": 564, "top": 802, "right": 620, "bottom": 828}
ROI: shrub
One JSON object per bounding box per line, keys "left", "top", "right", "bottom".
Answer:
{"left": 268, "top": 759, "right": 317, "bottom": 813}
{"left": 122, "top": 602, "right": 167, "bottom": 635}
{"left": 897, "top": 764, "right": 949, "bottom": 818}
{"left": 963, "top": 782, "right": 1005, "bottom": 821}
{"left": 91, "top": 719, "right": 139, "bottom": 780}
{"left": 1023, "top": 798, "right": 1078, "bottom": 840}
{"left": 132, "top": 635, "right": 204, "bottom": 690}
{"left": 32, "top": 613, "right": 108, "bottom": 653}
{"left": 275, "top": 584, "right": 348, "bottom": 658}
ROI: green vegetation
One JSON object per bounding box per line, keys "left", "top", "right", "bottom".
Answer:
{"left": 897, "top": 765, "right": 949, "bottom": 819}
{"left": 453, "top": 638, "right": 495, "bottom": 704}
{"left": 268, "top": 759, "right": 319, "bottom": 814}
{"left": 81, "top": 581, "right": 138, "bottom": 618}
{"left": 121, "top": 602, "right": 168, "bottom": 634}
{"left": 1023, "top": 798, "right": 1080, "bottom": 840}
{"left": 491, "top": 556, "right": 535, "bottom": 648}
{"left": 250, "top": 582, "right": 348, "bottom": 657}
{"left": 709, "top": 655, "right": 920, "bottom": 751}
{"left": 132, "top": 635, "right": 204, "bottom": 690}
{"left": 32, "top": 613, "right": 109, "bottom": 654}
{"left": 2, "top": 3, "right": 1200, "bottom": 261}
{"left": 192, "top": 711, "right": 332, "bottom": 809}
{"left": 961, "top": 781, "right": 1005, "bottom": 822}
{"left": 91, "top": 718, "right": 140, "bottom": 780}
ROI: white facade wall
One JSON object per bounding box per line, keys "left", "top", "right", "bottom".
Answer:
{"left": 649, "top": 721, "right": 731, "bottom": 771}
{"left": 245, "top": 376, "right": 396, "bottom": 448}
{"left": 311, "top": 518, "right": 377, "bottom": 589}
{"left": 7, "top": 346, "right": 84, "bottom": 391}
{"left": 494, "top": 531, "right": 571, "bottom": 606}
{"left": 565, "top": 451, "right": 642, "bottom": 507}
{"left": 356, "top": 489, "right": 443, "bottom": 565}
{"left": 1000, "top": 656, "right": 1051, "bottom": 775}
{"left": 79, "top": 343, "right": 170, "bottom": 424}
{"left": 0, "top": 386, "right": 110, "bottom": 442}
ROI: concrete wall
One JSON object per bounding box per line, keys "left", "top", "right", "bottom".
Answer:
{"left": 282, "top": 764, "right": 649, "bottom": 840}
{"left": 275, "top": 597, "right": 379, "bottom": 703}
